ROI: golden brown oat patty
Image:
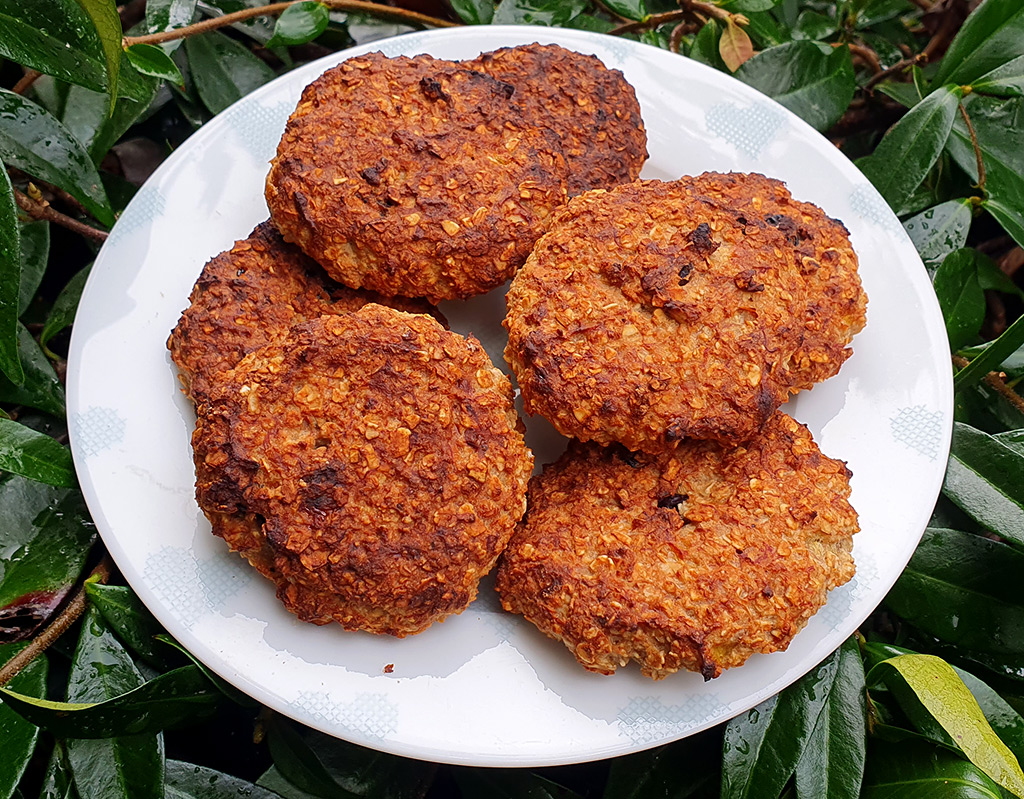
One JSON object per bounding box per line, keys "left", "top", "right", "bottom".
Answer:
{"left": 192, "top": 305, "right": 533, "bottom": 636}
{"left": 504, "top": 174, "right": 867, "bottom": 451}
{"left": 496, "top": 412, "right": 858, "bottom": 679}
{"left": 469, "top": 44, "right": 647, "bottom": 196}
{"left": 167, "top": 222, "right": 434, "bottom": 408}
{"left": 265, "top": 52, "right": 569, "bottom": 303}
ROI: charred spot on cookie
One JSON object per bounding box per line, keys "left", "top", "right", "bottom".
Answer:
{"left": 656, "top": 493, "right": 688, "bottom": 510}
{"left": 419, "top": 76, "right": 451, "bottom": 103}
{"left": 688, "top": 222, "right": 719, "bottom": 255}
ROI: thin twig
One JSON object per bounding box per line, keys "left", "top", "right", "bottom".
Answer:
{"left": 921, "top": 4, "right": 961, "bottom": 63}
{"left": 669, "top": 21, "right": 695, "bottom": 54}
{"left": 610, "top": 10, "right": 688, "bottom": 36}
{"left": 907, "top": 0, "right": 932, "bottom": 9}
{"left": 958, "top": 102, "right": 986, "bottom": 194}
{"left": 953, "top": 355, "right": 1024, "bottom": 416}
{"left": 0, "top": 556, "right": 112, "bottom": 687}
{"left": 847, "top": 42, "right": 882, "bottom": 74}
{"left": 592, "top": 0, "right": 632, "bottom": 24}
{"left": 11, "top": 70, "right": 41, "bottom": 95}
{"left": 865, "top": 53, "right": 925, "bottom": 90}
{"left": 13, "top": 188, "right": 109, "bottom": 243}
{"left": 123, "top": 0, "right": 457, "bottom": 46}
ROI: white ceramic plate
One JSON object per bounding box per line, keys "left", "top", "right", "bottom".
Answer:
{"left": 67, "top": 26, "right": 953, "bottom": 767}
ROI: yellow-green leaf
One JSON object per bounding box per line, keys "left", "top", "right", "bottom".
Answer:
{"left": 872, "top": 654, "right": 1024, "bottom": 797}
{"left": 720, "top": 19, "right": 754, "bottom": 73}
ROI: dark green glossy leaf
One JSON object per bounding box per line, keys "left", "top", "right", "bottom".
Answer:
{"left": 492, "top": 0, "right": 588, "bottom": 27}
{"left": 267, "top": 717, "right": 434, "bottom": 799}
{"left": 735, "top": 41, "right": 855, "bottom": 131}
{"left": 16, "top": 221, "right": 48, "bottom": 318}
{"left": 184, "top": 31, "right": 275, "bottom": 115}
{"left": 74, "top": 0, "right": 122, "bottom": 114}
{"left": 65, "top": 608, "right": 163, "bottom": 799}
{"left": 862, "top": 738, "right": 1002, "bottom": 798}
{"left": 0, "top": 418, "right": 75, "bottom": 487}
{"left": 146, "top": 0, "right": 198, "bottom": 34}
{"left": 124, "top": 43, "right": 184, "bottom": 84}
{"left": 0, "top": 644, "right": 47, "bottom": 799}
{"left": 932, "top": 0, "right": 1024, "bottom": 89}
{"left": 601, "top": 0, "right": 646, "bottom": 22}
{"left": 41, "top": 264, "right": 90, "bottom": 347}
{"left": 0, "top": 90, "right": 114, "bottom": 226}
{"left": 903, "top": 200, "right": 972, "bottom": 274}
{"left": 933, "top": 248, "right": 986, "bottom": 350}
{"left": 602, "top": 732, "right": 718, "bottom": 799}
{"left": 975, "top": 250, "right": 1024, "bottom": 298}
{"left": 850, "top": 0, "right": 914, "bottom": 29}
{"left": 0, "top": 324, "right": 65, "bottom": 417}
{"left": 791, "top": 10, "right": 836, "bottom": 41}
{"left": 57, "top": 81, "right": 160, "bottom": 165}
{"left": 0, "top": 0, "right": 151, "bottom": 102}
{"left": 943, "top": 423, "right": 1024, "bottom": 539}
{"left": 972, "top": 54, "right": 1024, "bottom": 97}
{"left": 0, "top": 161, "right": 22, "bottom": 386}
{"left": 794, "top": 638, "right": 866, "bottom": 799}
{"left": 688, "top": 21, "right": 726, "bottom": 71}
{"left": 868, "top": 654, "right": 1024, "bottom": 796}
{"left": 449, "top": 0, "right": 494, "bottom": 24}
{"left": 858, "top": 84, "right": 961, "bottom": 212}
{"left": 954, "top": 312, "right": 1024, "bottom": 388}
{"left": 40, "top": 740, "right": 79, "bottom": 799}
{"left": 257, "top": 766, "right": 319, "bottom": 799}
{"left": 85, "top": 583, "right": 167, "bottom": 668}
{"left": 721, "top": 0, "right": 779, "bottom": 10}
{"left": 455, "top": 769, "right": 581, "bottom": 799}
{"left": 876, "top": 80, "right": 922, "bottom": 109}
{"left": 741, "top": 11, "right": 787, "bottom": 48}
{"left": 165, "top": 760, "right": 285, "bottom": 799}
{"left": 155, "top": 634, "right": 254, "bottom": 705}
{"left": 0, "top": 663, "right": 220, "bottom": 738}
{"left": 266, "top": 2, "right": 329, "bottom": 47}
{"left": 722, "top": 647, "right": 841, "bottom": 798}
{"left": 885, "top": 527, "right": 1024, "bottom": 655}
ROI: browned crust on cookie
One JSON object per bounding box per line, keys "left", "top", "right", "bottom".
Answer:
{"left": 192, "top": 305, "right": 533, "bottom": 636}
{"left": 469, "top": 44, "right": 647, "bottom": 195}
{"left": 167, "top": 221, "right": 435, "bottom": 408}
{"left": 504, "top": 173, "right": 867, "bottom": 451}
{"left": 265, "top": 52, "right": 569, "bottom": 303}
{"left": 496, "top": 412, "right": 858, "bottom": 679}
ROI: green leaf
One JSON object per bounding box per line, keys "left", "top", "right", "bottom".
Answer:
{"left": 955, "top": 668, "right": 1024, "bottom": 766}
{"left": 972, "top": 54, "right": 1024, "bottom": 97}
{"left": 492, "top": 0, "right": 589, "bottom": 27}
{"left": 165, "top": 760, "right": 285, "bottom": 799}
{"left": 903, "top": 199, "right": 972, "bottom": 274}
{"left": 857, "top": 84, "right": 962, "bottom": 212}
{"left": 454, "top": 770, "right": 581, "bottom": 799}
{"left": 0, "top": 90, "right": 114, "bottom": 227}
{"left": 0, "top": 663, "right": 221, "bottom": 738}
{"left": 955, "top": 313, "right": 1024, "bottom": 388}
{"left": 0, "top": 324, "right": 66, "bottom": 417}
{"left": 791, "top": 10, "right": 837, "bottom": 41}
{"left": 449, "top": 0, "right": 494, "bottom": 24}
{"left": 0, "top": 0, "right": 152, "bottom": 103}
{"left": 266, "top": 2, "right": 329, "bottom": 47}
{"left": 124, "top": 43, "right": 184, "bottom": 84}
{"left": 146, "top": 0, "right": 198, "bottom": 34}
{"left": 0, "top": 418, "right": 75, "bottom": 487}
{"left": 735, "top": 41, "right": 856, "bottom": 131}
{"left": 601, "top": 0, "right": 646, "bottom": 21}
{"left": 0, "top": 644, "right": 47, "bottom": 799}
{"left": 0, "top": 162, "right": 23, "bottom": 386}
{"left": 154, "top": 634, "right": 255, "bottom": 705}
{"left": 862, "top": 738, "right": 1002, "bottom": 798}
{"left": 932, "top": 0, "right": 1024, "bottom": 89}
{"left": 64, "top": 608, "right": 163, "bottom": 799}
{"left": 877, "top": 80, "right": 922, "bottom": 109}
{"left": 16, "top": 221, "right": 48, "bottom": 318}
{"left": 868, "top": 654, "right": 1024, "bottom": 796}
{"left": 73, "top": 0, "right": 122, "bottom": 114}
{"left": 794, "top": 638, "right": 866, "bottom": 799}
{"left": 722, "top": 647, "right": 842, "bottom": 798}
{"left": 975, "top": 251, "right": 1024, "bottom": 298}
{"left": 602, "top": 733, "right": 718, "bottom": 799}
{"left": 688, "top": 20, "right": 727, "bottom": 71}
{"left": 720, "top": 0, "right": 780, "bottom": 11}
{"left": 885, "top": 527, "right": 1024, "bottom": 656}
{"left": 41, "top": 264, "right": 90, "bottom": 347}
{"left": 40, "top": 740, "right": 78, "bottom": 799}
{"left": 85, "top": 583, "right": 168, "bottom": 668}
{"left": 933, "top": 248, "right": 986, "bottom": 350}
{"left": 183, "top": 31, "right": 275, "bottom": 115}
{"left": 943, "top": 422, "right": 1024, "bottom": 539}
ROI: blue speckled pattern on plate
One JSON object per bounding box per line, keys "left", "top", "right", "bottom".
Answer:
{"left": 67, "top": 26, "right": 953, "bottom": 767}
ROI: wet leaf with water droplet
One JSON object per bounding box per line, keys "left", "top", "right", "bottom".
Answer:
{"left": 0, "top": 642, "right": 48, "bottom": 799}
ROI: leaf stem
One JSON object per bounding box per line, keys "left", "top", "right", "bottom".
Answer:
{"left": 12, "top": 187, "right": 109, "bottom": 243}
{"left": 11, "top": 70, "right": 42, "bottom": 95}
{"left": 608, "top": 0, "right": 737, "bottom": 36}
{"left": 957, "top": 102, "right": 986, "bottom": 194}
{"left": 864, "top": 53, "right": 925, "bottom": 91}
{"left": 122, "top": 0, "right": 458, "bottom": 47}
{"left": 0, "top": 555, "right": 112, "bottom": 687}
{"left": 609, "top": 10, "right": 688, "bottom": 35}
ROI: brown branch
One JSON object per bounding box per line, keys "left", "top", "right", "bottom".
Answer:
{"left": 953, "top": 354, "right": 1024, "bottom": 416}
{"left": 13, "top": 188, "right": 109, "bottom": 243}
{"left": 0, "top": 556, "right": 112, "bottom": 688}
{"left": 669, "top": 20, "right": 697, "bottom": 54}
{"left": 11, "top": 70, "right": 41, "bottom": 95}
{"left": 921, "top": 4, "right": 961, "bottom": 64}
{"left": 847, "top": 42, "right": 882, "bottom": 74}
{"left": 592, "top": 0, "right": 632, "bottom": 24}
{"left": 865, "top": 53, "right": 926, "bottom": 90}
{"left": 958, "top": 102, "right": 986, "bottom": 194}
{"left": 610, "top": 10, "right": 687, "bottom": 36}
{"left": 123, "top": 0, "right": 457, "bottom": 46}
{"left": 907, "top": 0, "right": 932, "bottom": 9}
